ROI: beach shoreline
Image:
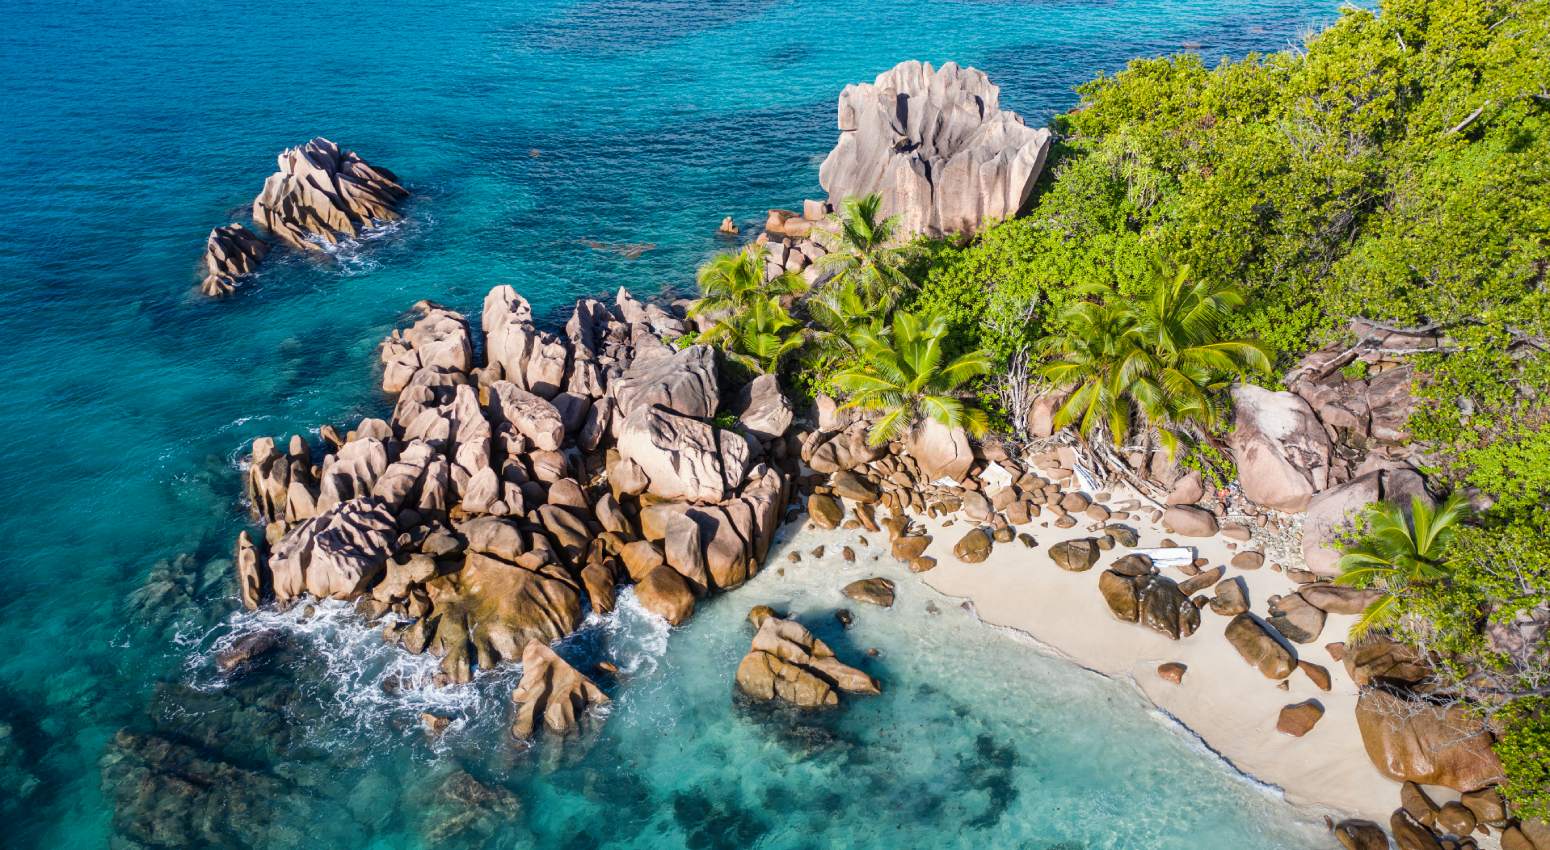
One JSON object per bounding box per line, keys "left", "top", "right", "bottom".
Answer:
{"left": 884, "top": 486, "right": 1406, "bottom": 825}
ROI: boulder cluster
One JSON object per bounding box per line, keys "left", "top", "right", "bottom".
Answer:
{"left": 237, "top": 286, "right": 798, "bottom": 717}
{"left": 197, "top": 138, "right": 407, "bottom": 297}
{"left": 818, "top": 60, "right": 1053, "bottom": 237}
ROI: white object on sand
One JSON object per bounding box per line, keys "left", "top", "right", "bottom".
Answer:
{"left": 1136, "top": 547, "right": 1194, "bottom": 570}
{"left": 979, "top": 461, "right": 1013, "bottom": 488}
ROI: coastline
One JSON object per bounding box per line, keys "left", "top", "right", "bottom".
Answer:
{"left": 892, "top": 486, "right": 1405, "bottom": 824}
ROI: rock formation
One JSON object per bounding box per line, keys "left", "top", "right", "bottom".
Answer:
{"left": 233, "top": 287, "right": 796, "bottom": 685}
{"left": 252, "top": 138, "right": 408, "bottom": 251}
{"left": 200, "top": 224, "right": 270, "bottom": 297}
{"left": 1355, "top": 689, "right": 1505, "bottom": 791}
{"left": 509, "top": 640, "right": 609, "bottom": 740}
{"left": 818, "top": 60, "right": 1052, "bottom": 237}
{"left": 734, "top": 611, "right": 879, "bottom": 709}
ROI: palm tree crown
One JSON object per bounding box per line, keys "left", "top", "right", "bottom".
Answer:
{"left": 704, "top": 294, "right": 806, "bottom": 375}
{"left": 813, "top": 194, "right": 914, "bottom": 309}
{"left": 833, "top": 310, "right": 993, "bottom": 446}
{"left": 691, "top": 243, "right": 805, "bottom": 321}
{"left": 1039, "top": 262, "right": 1270, "bottom": 454}
{"left": 1337, "top": 493, "right": 1471, "bottom": 638}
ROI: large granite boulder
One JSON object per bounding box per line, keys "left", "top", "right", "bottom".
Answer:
{"left": 509, "top": 640, "right": 609, "bottom": 741}
{"left": 1227, "top": 384, "right": 1332, "bottom": 512}
{"left": 1355, "top": 689, "right": 1505, "bottom": 791}
{"left": 199, "top": 224, "right": 270, "bottom": 297}
{"left": 425, "top": 535, "right": 583, "bottom": 682}
{"left": 608, "top": 344, "right": 718, "bottom": 425}
{"left": 818, "top": 60, "right": 1052, "bottom": 237}
{"left": 1224, "top": 613, "right": 1296, "bottom": 679}
{"left": 733, "top": 373, "right": 793, "bottom": 441}
{"left": 1097, "top": 571, "right": 1199, "bottom": 639}
{"left": 734, "top": 615, "right": 879, "bottom": 708}
{"left": 251, "top": 138, "right": 407, "bottom": 251}
{"left": 906, "top": 417, "right": 973, "bottom": 482}
{"left": 486, "top": 381, "right": 564, "bottom": 452}
{"left": 616, "top": 405, "right": 751, "bottom": 503}
{"left": 266, "top": 497, "right": 398, "bottom": 600}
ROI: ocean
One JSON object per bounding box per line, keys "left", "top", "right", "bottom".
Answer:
{"left": 0, "top": 1, "right": 1343, "bottom": 846}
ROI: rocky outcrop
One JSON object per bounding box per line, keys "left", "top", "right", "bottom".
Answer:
{"left": 509, "top": 640, "right": 609, "bottom": 740}
{"left": 1227, "top": 384, "right": 1332, "bottom": 512}
{"left": 1097, "top": 570, "right": 1200, "bottom": 639}
{"left": 905, "top": 418, "right": 973, "bottom": 482}
{"left": 200, "top": 224, "right": 270, "bottom": 297}
{"left": 616, "top": 404, "right": 751, "bottom": 503}
{"left": 235, "top": 285, "right": 796, "bottom": 686}
{"left": 251, "top": 138, "right": 407, "bottom": 251}
{"left": 1355, "top": 689, "right": 1505, "bottom": 791}
{"left": 818, "top": 61, "right": 1052, "bottom": 237}
{"left": 842, "top": 577, "right": 896, "bottom": 608}
{"left": 734, "top": 614, "right": 879, "bottom": 709}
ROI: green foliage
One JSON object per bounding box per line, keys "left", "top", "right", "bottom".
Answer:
{"left": 813, "top": 194, "right": 917, "bottom": 310}
{"left": 703, "top": 294, "right": 806, "bottom": 375}
{"left": 1180, "top": 440, "right": 1236, "bottom": 491}
{"left": 1496, "top": 697, "right": 1550, "bottom": 822}
{"left": 1336, "top": 494, "right": 1471, "bottom": 638}
{"left": 1037, "top": 262, "right": 1269, "bottom": 453}
{"left": 832, "top": 310, "right": 993, "bottom": 446}
{"left": 1339, "top": 360, "right": 1369, "bottom": 380}
{"left": 670, "top": 330, "right": 700, "bottom": 350}
{"left": 711, "top": 410, "right": 742, "bottom": 431}
{"left": 691, "top": 243, "right": 805, "bottom": 321}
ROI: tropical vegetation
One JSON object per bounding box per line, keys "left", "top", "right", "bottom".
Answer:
{"left": 1335, "top": 493, "right": 1471, "bottom": 638}
{"left": 830, "top": 310, "right": 992, "bottom": 445}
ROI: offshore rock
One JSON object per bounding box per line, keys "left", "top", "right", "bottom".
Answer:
{"left": 266, "top": 498, "right": 398, "bottom": 600}
{"left": 819, "top": 60, "right": 1052, "bottom": 237}
{"left": 509, "top": 640, "right": 609, "bottom": 740}
{"left": 735, "top": 615, "right": 879, "bottom": 708}
{"left": 199, "top": 223, "right": 270, "bottom": 297}
{"left": 251, "top": 138, "right": 407, "bottom": 251}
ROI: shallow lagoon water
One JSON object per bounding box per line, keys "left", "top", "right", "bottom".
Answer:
{"left": 0, "top": 1, "right": 1343, "bottom": 846}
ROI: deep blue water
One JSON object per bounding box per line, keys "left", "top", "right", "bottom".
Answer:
{"left": 0, "top": 1, "right": 1343, "bottom": 847}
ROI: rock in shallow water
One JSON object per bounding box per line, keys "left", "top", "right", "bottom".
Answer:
{"left": 251, "top": 137, "right": 408, "bottom": 251}
{"left": 734, "top": 614, "right": 879, "bottom": 709}
{"left": 510, "top": 640, "right": 609, "bottom": 741}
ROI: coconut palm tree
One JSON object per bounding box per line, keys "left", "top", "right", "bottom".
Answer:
{"left": 1337, "top": 493, "right": 1471, "bottom": 639}
{"left": 805, "top": 278, "right": 883, "bottom": 362}
{"left": 1038, "top": 262, "right": 1270, "bottom": 455}
{"left": 690, "top": 243, "right": 805, "bottom": 321}
{"left": 812, "top": 194, "right": 914, "bottom": 309}
{"left": 832, "top": 309, "right": 992, "bottom": 446}
{"left": 703, "top": 294, "right": 806, "bottom": 375}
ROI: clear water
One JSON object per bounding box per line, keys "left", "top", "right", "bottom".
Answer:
{"left": 0, "top": 1, "right": 1342, "bottom": 847}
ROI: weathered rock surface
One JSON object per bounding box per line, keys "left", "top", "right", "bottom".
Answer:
{"left": 1161, "top": 505, "right": 1218, "bottom": 537}
{"left": 842, "top": 577, "right": 896, "bottom": 608}
{"left": 1276, "top": 700, "right": 1325, "bottom": 736}
{"left": 1334, "top": 819, "right": 1390, "bottom": 850}
{"left": 733, "top": 373, "right": 793, "bottom": 441}
{"left": 616, "top": 404, "right": 750, "bottom": 503}
{"left": 734, "top": 615, "right": 879, "bottom": 709}
{"left": 1228, "top": 384, "right": 1332, "bottom": 512}
{"left": 1098, "top": 571, "right": 1199, "bottom": 639}
{"left": 1355, "top": 689, "right": 1505, "bottom": 791}
{"left": 818, "top": 60, "right": 1052, "bottom": 237}
{"left": 200, "top": 224, "right": 270, "bottom": 297}
{"left": 1224, "top": 614, "right": 1296, "bottom": 679}
{"left": 509, "top": 640, "right": 609, "bottom": 740}
{"left": 251, "top": 138, "right": 407, "bottom": 251}
{"left": 1267, "top": 592, "right": 1327, "bottom": 644}
{"left": 953, "top": 528, "right": 992, "bottom": 563}
{"left": 1049, "top": 538, "right": 1098, "bottom": 572}
{"left": 906, "top": 418, "right": 973, "bottom": 482}
{"left": 267, "top": 498, "right": 398, "bottom": 600}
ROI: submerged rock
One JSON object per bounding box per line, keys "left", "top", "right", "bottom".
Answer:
{"left": 818, "top": 60, "right": 1052, "bottom": 237}
{"left": 251, "top": 137, "right": 408, "bottom": 251}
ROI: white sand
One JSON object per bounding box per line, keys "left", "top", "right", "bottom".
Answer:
{"left": 903, "top": 487, "right": 1402, "bottom": 823}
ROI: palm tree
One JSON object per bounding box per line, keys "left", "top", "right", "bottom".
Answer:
{"left": 704, "top": 294, "right": 806, "bottom": 375}
{"left": 805, "top": 278, "right": 883, "bottom": 362}
{"left": 812, "top": 194, "right": 914, "bottom": 309}
{"left": 690, "top": 243, "right": 805, "bottom": 321}
{"left": 832, "top": 310, "right": 992, "bottom": 446}
{"left": 1039, "top": 262, "right": 1270, "bottom": 455}
{"left": 1337, "top": 493, "right": 1471, "bottom": 639}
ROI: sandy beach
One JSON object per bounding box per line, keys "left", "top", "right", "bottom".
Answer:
{"left": 890, "top": 485, "right": 1406, "bottom": 824}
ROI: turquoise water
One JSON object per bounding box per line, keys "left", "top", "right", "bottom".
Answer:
{"left": 0, "top": 1, "right": 1343, "bottom": 847}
